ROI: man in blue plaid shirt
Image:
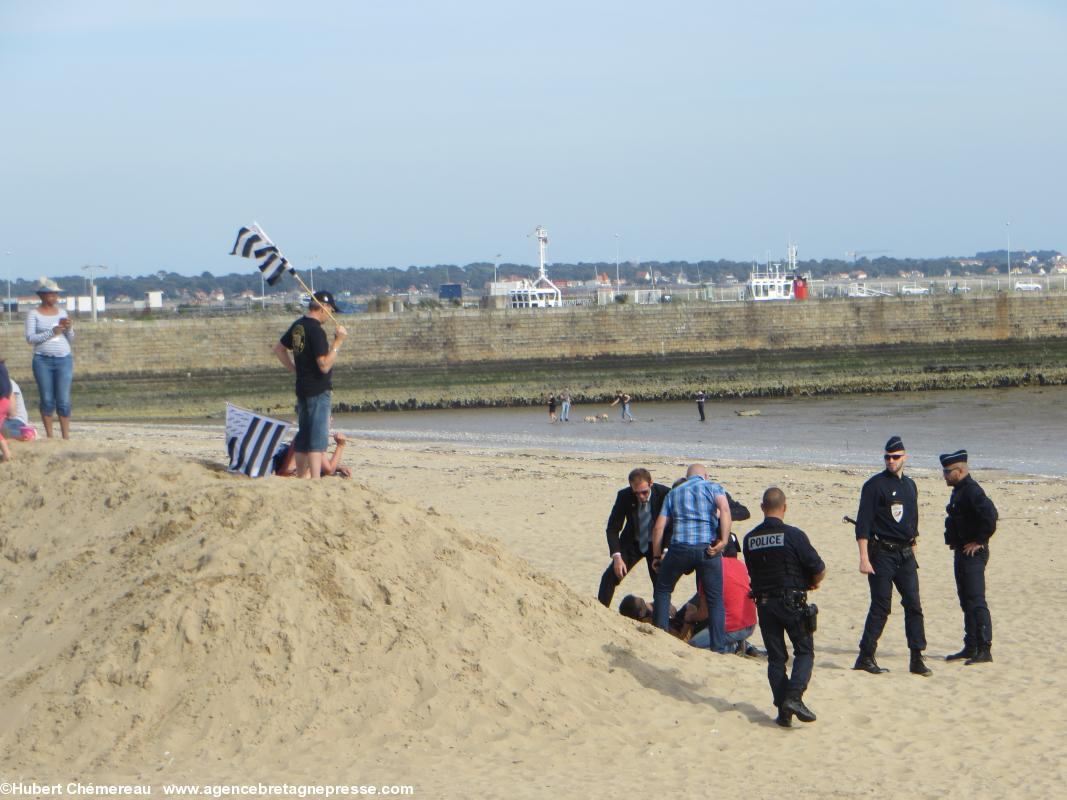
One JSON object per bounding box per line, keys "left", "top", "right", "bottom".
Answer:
{"left": 650, "top": 463, "right": 733, "bottom": 653}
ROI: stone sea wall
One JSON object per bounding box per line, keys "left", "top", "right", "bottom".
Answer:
{"left": 2, "top": 294, "right": 1066, "bottom": 378}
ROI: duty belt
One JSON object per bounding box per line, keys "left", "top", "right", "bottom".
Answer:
{"left": 871, "top": 535, "right": 913, "bottom": 552}
{"left": 752, "top": 588, "right": 806, "bottom": 601}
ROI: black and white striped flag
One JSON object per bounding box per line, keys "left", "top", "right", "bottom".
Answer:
{"left": 225, "top": 403, "right": 291, "bottom": 478}
{"left": 230, "top": 223, "right": 296, "bottom": 286}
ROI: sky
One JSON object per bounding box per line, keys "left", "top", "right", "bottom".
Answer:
{"left": 1, "top": 0, "right": 1065, "bottom": 281}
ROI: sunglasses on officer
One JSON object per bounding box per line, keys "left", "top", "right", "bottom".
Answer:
{"left": 884, "top": 453, "right": 905, "bottom": 461}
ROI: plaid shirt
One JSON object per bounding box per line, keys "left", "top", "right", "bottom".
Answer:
{"left": 661, "top": 475, "right": 726, "bottom": 545}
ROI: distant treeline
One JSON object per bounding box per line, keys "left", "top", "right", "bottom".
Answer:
{"left": 15, "top": 249, "right": 1060, "bottom": 299}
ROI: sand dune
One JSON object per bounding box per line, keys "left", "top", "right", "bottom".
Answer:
{"left": 2, "top": 431, "right": 1066, "bottom": 797}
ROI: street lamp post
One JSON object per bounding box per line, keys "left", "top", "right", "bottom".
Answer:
{"left": 4, "top": 250, "right": 12, "bottom": 323}
{"left": 614, "top": 233, "right": 621, "bottom": 293}
{"left": 1005, "top": 222, "right": 1012, "bottom": 290}
{"left": 81, "top": 264, "right": 107, "bottom": 322}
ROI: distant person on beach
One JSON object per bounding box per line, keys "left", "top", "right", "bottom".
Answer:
{"left": 940, "top": 449, "right": 998, "bottom": 665}
{"left": 548, "top": 394, "right": 557, "bottom": 423}
{"left": 25, "top": 278, "right": 74, "bottom": 439}
{"left": 650, "top": 463, "right": 733, "bottom": 653}
{"left": 273, "top": 431, "right": 351, "bottom": 478}
{"left": 695, "top": 389, "right": 707, "bottom": 422}
{"left": 852, "top": 436, "right": 931, "bottom": 677}
{"left": 611, "top": 391, "right": 635, "bottom": 422}
{"left": 559, "top": 391, "right": 571, "bottom": 422}
{"left": 743, "top": 487, "right": 825, "bottom": 727}
{"left": 598, "top": 468, "right": 670, "bottom": 607}
{"left": 272, "top": 291, "right": 348, "bottom": 479}
{"left": 0, "top": 358, "right": 13, "bottom": 461}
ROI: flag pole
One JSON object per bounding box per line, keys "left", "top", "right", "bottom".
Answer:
{"left": 252, "top": 222, "right": 340, "bottom": 326}
{"left": 290, "top": 269, "right": 340, "bottom": 327}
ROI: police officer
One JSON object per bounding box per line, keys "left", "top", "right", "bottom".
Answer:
{"left": 853, "top": 436, "right": 931, "bottom": 676}
{"left": 941, "top": 449, "right": 998, "bottom": 664}
{"left": 743, "top": 487, "right": 826, "bottom": 728}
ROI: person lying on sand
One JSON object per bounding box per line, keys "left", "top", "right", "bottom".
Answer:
{"left": 273, "top": 431, "right": 351, "bottom": 478}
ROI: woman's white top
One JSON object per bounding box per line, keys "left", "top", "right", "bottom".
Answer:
{"left": 25, "top": 307, "right": 75, "bottom": 357}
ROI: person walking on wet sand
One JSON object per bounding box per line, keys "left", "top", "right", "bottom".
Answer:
{"left": 559, "top": 390, "right": 571, "bottom": 422}
{"left": 611, "top": 391, "right": 635, "bottom": 422}
{"left": 548, "top": 394, "right": 558, "bottom": 423}
{"left": 272, "top": 291, "right": 347, "bottom": 479}
{"left": 695, "top": 389, "right": 707, "bottom": 422}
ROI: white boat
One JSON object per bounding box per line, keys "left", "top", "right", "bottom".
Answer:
{"left": 747, "top": 243, "right": 806, "bottom": 301}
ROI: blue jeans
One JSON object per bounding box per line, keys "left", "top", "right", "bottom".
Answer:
{"left": 653, "top": 542, "right": 728, "bottom": 652}
{"left": 690, "top": 623, "right": 755, "bottom": 651}
{"left": 560, "top": 400, "right": 570, "bottom": 421}
{"left": 32, "top": 353, "right": 73, "bottom": 417}
{"left": 293, "top": 391, "right": 331, "bottom": 452}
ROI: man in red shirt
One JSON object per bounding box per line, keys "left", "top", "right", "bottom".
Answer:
{"left": 687, "top": 534, "right": 760, "bottom": 653}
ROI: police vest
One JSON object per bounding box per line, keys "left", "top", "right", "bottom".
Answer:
{"left": 744, "top": 528, "right": 808, "bottom": 593}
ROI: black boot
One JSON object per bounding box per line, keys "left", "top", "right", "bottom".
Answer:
{"left": 909, "top": 649, "right": 932, "bottom": 676}
{"left": 965, "top": 646, "right": 992, "bottom": 665}
{"left": 853, "top": 652, "right": 889, "bottom": 674}
{"left": 774, "top": 705, "right": 793, "bottom": 728}
{"left": 782, "top": 694, "right": 817, "bottom": 723}
{"left": 945, "top": 646, "right": 975, "bottom": 661}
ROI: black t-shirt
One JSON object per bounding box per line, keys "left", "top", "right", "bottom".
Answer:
{"left": 280, "top": 316, "right": 331, "bottom": 398}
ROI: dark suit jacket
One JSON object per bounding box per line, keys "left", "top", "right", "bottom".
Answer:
{"left": 605, "top": 483, "right": 670, "bottom": 557}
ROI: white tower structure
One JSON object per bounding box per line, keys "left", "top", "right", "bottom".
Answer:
{"left": 507, "top": 225, "right": 562, "bottom": 308}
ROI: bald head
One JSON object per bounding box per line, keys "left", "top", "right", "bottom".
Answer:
{"left": 761, "top": 487, "right": 787, "bottom": 518}
{"left": 686, "top": 463, "right": 708, "bottom": 479}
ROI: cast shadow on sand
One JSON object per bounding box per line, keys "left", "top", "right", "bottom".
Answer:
{"left": 603, "top": 643, "right": 776, "bottom": 726}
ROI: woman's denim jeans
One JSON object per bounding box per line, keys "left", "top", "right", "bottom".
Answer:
{"left": 32, "top": 353, "right": 73, "bottom": 417}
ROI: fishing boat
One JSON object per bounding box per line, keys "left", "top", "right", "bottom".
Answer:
{"left": 746, "top": 243, "right": 808, "bottom": 301}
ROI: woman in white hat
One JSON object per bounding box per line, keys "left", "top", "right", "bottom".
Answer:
{"left": 25, "top": 278, "right": 75, "bottom": 439}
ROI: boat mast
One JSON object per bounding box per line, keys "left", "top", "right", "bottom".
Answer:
{"left": 534, "top": 225, "right": 548, "bottom": 280}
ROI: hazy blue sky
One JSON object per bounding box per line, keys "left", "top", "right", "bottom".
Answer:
{"left": 1, "top": 0, "right": 1064, "bottom": 280}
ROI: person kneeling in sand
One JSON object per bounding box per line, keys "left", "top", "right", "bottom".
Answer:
{"left": 274, "top": 431, "right": 351, "bottom": 478}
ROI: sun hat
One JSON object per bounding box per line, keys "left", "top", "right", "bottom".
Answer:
{"left": 35, "top": 277, "right": 64, "bottom": 294}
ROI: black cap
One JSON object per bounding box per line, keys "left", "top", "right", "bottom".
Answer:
{"left": 884, "top": 435, "right": 905, "bottom": 453}
{"left": 939, "top": 450, "right": 968, "bottom": 467}
{"left": 310, "top": 290, "right": 339, "bottom": 312}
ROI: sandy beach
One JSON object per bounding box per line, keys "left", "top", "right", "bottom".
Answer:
{"left": 2, "top": 424, "right": 1065, "bottom": 798}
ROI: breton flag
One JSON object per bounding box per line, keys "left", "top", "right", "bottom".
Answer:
{"left": 230, "top": 223, "right": 296, "bottom": 286}
{"left": 225, "top": 403, "right": 290, "bottom": 478}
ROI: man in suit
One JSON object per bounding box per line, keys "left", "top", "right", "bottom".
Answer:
{"left": 598, "top": 468, "right": 671, "bottom": 607}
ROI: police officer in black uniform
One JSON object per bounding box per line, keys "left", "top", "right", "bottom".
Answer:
{"left": 743, "top": 487, "right": 826, "bottom": 728}
{"left": 941, "top": 449, "right": 998, "bottom": 664}
{"left": 853, "top": 436, "right": 931, "bottom": 676}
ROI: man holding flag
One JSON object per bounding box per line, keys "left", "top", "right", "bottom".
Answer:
{"left": 272, "top": 291, "right": 347, "bottom": 479}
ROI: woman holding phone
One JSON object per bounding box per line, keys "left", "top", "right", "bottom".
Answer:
{"left": 25, "top": 278, "right": 75, "bottom": 439}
